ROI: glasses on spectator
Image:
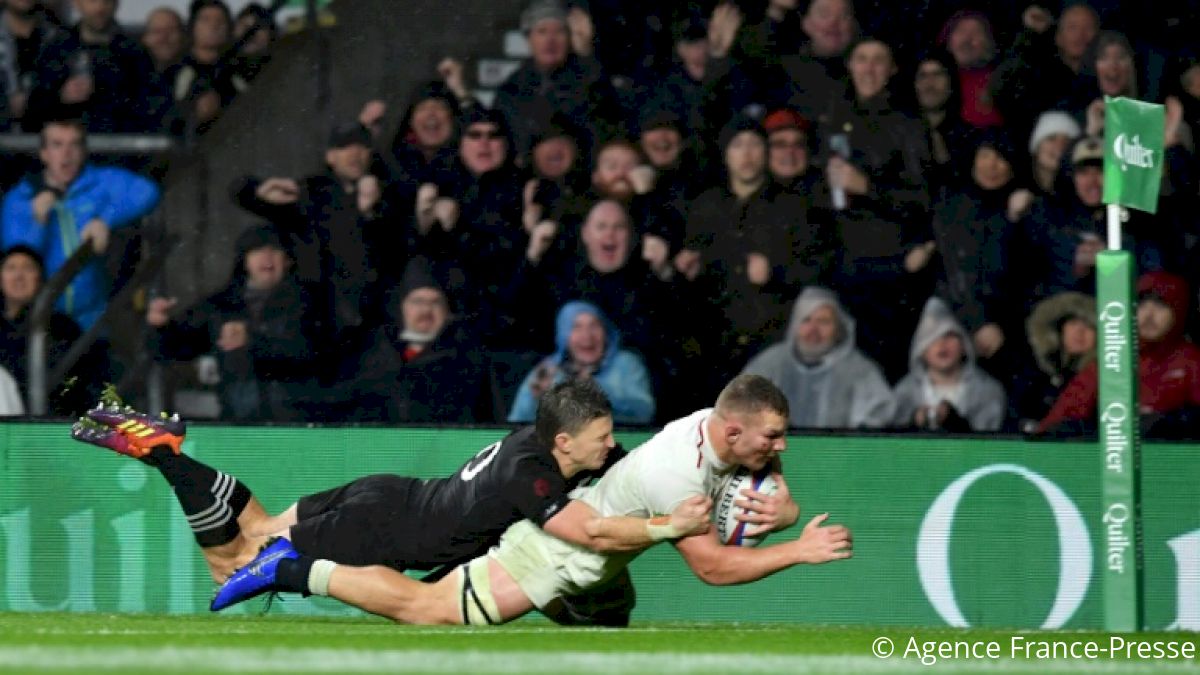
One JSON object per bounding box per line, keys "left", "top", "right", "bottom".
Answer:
{"left": 465, "top": 127, "right": 502, "bottom": 141}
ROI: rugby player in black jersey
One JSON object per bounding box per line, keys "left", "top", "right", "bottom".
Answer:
{"left": 72, "top": 379, "right": 711, "bottom": 623}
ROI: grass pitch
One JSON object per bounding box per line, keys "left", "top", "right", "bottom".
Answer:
{"left": 0, "top": 612, "right": 1195, "bottom": 674}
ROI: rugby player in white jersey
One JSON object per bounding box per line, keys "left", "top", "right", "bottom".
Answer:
{"left": 218, "top": 374, "right": 852, "bottom": 624}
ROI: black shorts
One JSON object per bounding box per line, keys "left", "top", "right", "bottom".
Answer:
{"left": 290, "top": 474, "right": 426, "bottom": 571}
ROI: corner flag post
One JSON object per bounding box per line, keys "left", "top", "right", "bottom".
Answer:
{"left": 1098, "top": 96, "right": 1164, "bottom": 632}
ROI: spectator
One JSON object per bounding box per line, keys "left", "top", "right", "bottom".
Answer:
{"left": 991, "top": 3, "right": 1099, "bottom": 142}
{"left": 763, "top": 107, "right": 816, "bottom": 195}
{"left": 231, "top": 2, "right": 275, "bottom": 83}
{"left": 635, "top": 108, "right": 708, "bottom": 258}
{"left": 521, "top": 111, "right": 587, "bottom": 226}
{"left": 912, "top": 49, "right": 976, "bottom": 195}
{"left": 742, "top": 286, "right": 894, "bottom": 429}
{"left": 144, "top": 224, "right": 324, "bottom": 422}
{"left": 1012, "top": 291, "right": 1096, "bottom": 429}
{"left": 493, "top": 0, "right": 622, "bottom": 162}
{"left": 24, "top": 0, "right": 155, "bottom": 132}
{"left": 164, "top": 0, "right": 246, "bottom": 135}
{"left": 937, "top": 10, "right": 1001, "bottom": 128}
{"left": 891, "top": 297, "right": 1006, "bottom": 432}
{"left": 508, "top": 300, "right": 654, "bottom": 425}
{"left": 768, "top": 0, "right": 858, "bottom": 121}
{"left": 232, "top": 122, "right": 395, "bottom": 347}
{"left": 141, "top": 7, "right": 185, "bottom": 74}
{"left": 1, "top": 119, "right": 160, "bottom": 329}
{"left": 678, "top": 115, "right": 835, "bottom": 385}
{"left": 820, "top": 36, "right": 931, "bottom": 381}
{"left": 1038, "top": 272, "right": 1200, "bottom": 438}
{"left": 0, "top": 244, "right": 97, "bottom": 415}
{"left": 1022, "top": 111, "right": 1081, "bottom": 200}
{"left": 0, "top": 0, "right": 65, "bottom": 126}
{"left": 635, "top": 14, "right": 727, "bottom": 144}
{"left": 335, "top": 256, "right": 486, "bottom": 424}
{"left": 386, "top": 72, "right": 469, "bottom": 207}
{"left": 725, "top": 0, "right": 805, "bottom": 110}
{"left": 908, "top": 130, "right": 1021, "bottom": 368}
{"left": 0, "top": 363, "right": 21, "bottom": 415}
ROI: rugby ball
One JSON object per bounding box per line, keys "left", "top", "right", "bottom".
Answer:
{"left": 715, "top": 466, "right": 778, "bottom": 547}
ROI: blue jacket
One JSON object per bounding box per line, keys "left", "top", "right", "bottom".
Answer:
{"left": 2, "top": 164, "right": 160, "bottom": 328}
{"left": 508, "top": 300, "right": 655, "bottom": 424}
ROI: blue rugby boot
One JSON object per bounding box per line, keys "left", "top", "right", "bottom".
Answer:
{"left": 210, "top": 537, "right": 300, "bottom": 611}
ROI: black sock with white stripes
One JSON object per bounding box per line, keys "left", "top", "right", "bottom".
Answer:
{"left": 141, "top": 446, "right": 252, "bottom": 547}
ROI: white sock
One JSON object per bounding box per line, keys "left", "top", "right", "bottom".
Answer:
{"left": 307, "top": 559, "right": 337, "bottom": 596}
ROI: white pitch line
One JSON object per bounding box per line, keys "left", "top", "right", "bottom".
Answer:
{"left": 0, "top": 647, "right": 1194, "bottom": 674}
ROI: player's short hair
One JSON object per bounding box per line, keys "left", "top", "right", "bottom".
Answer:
{"left": 715, "top": 374, "right": 790, "bottom": 420}
{"left": 39, "top": 118, "right": 87, "bottom": 148}
{"left": 535, "top": 379, "right": 613, "bottom": 446}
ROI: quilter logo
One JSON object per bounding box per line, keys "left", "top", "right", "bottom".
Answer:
{"left": 1112, "top": 134, "right": 1155, "bottom": 171}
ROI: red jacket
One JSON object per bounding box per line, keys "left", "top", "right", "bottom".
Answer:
{"left": 1038, "top": 272, "right": 1200, "bottom": 432}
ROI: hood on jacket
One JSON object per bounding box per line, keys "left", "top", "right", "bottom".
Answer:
{"left": 908, "top": 296, "right": 974, "bottom": 376}
{"left": 1137, "top": 271, "right": 1190, "bottom": 348}
{"left": 1026, "top": 291, "right": 1096, "bottom": 378}
{"left": 785, "top": 287, "right": 856, "bottom": 368}
{"left": 391, "top": 80, "right": 462, "bottom": 156}
{"left": 552, "top": 300, "right": 620, "bottom": 372}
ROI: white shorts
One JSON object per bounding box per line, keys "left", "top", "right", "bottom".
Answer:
{"left": 487, "top": 520, "right": 635, "bottom": 610}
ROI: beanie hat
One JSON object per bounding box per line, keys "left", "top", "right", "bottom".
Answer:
{"left": 1029, "top": 111, "right": 1081, "bottom": 154}
{"left": 520, "top": 0, "right": 567, "bottom": 34}
{"left": 718, "top": 115, "right": 767, "bottom": 155}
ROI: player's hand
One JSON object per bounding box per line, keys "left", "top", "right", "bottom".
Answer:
{"left": 669, "top": 495, "right": 712, "bottom": 537}
{"left": 81, "top": 218, "right": 110, "bottom": 254}
{"left": 627, "top": 165, "right": 657, "bottom": 194}
{"left": 32, "top": 190, "right": 58, "bottom": 224}
{"left": 973, "top": 323, "right": 1005, "bottom": 359}
{"left": 793, "top": 513, "right": 852, "bottom": 564}
{"left": 217, "top": 320, "right": 249, "bottom": 352}
{"left": 255, "top": 177, "right": 300, "bottom": 205}
{"left": 146, "top": 297, "right": 178, "bottom": 327}
{"left": 734, "top": 472, "right": 800, "bottom": 536}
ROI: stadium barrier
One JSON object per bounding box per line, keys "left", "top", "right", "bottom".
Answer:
{"left": 0, "top": 422, "right": 1195, "bottom": 629}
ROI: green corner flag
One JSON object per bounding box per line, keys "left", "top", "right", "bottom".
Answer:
{"left": 1103, "top": 96, "right": 1165, "bottom": 213}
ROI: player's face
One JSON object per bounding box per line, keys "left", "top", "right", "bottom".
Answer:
{"left": 567, "top": 312, "right": 606, "bottom": 366}
{"left": 1, "top": 253, "right": 41, "bottom": 307}
{"left": 564, "top": 415, "right": 616, "bottom": 470}
{"left": 729, "top": 410, "right": 788, "bottom": 470}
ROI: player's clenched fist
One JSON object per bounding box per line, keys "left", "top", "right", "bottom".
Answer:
{"left": 670, "top": 495, "right": 712, "bottom": 538}
{"left": 793, "top": 513, "right": 852, "bottom": 564}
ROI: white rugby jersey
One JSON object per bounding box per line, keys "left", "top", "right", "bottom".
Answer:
{"left": 580, "top": 408, "right": 737, "bottom": 518}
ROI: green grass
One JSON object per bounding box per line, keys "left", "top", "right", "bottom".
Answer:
{"left": 0, "top": 612, "right": 1195, "bottom": 674}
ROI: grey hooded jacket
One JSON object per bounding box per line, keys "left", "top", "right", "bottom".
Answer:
{"left": 891, "top": 297, "right": 1006, "bottom": 431}
{"left": 742, "top": 287, "right": 895, "bottom": 429}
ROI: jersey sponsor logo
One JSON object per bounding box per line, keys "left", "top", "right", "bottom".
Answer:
{"left": 460, "top": 442, "right": 502, "bottom": 481}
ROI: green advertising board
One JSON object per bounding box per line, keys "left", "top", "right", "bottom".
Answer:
{"left": 0, "top": 423, "right": 1196, "bottom": 629}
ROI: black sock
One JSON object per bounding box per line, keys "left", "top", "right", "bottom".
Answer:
{"left": 275, "top": 556, "right": 315, "bottom": 595}
{"left": 141, "top": 446, "right": 253, "bottom": 547}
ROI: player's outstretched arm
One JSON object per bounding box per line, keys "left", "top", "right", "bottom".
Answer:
{"left": 674, "top": 513, "right": 852, "bottom": 586}
{"left": 542, "top": 496, "right": 712, "bottom": 553}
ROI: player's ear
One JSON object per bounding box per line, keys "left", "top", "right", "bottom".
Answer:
{"left": 553, "top": 431, "right": 573, "bottom": 454}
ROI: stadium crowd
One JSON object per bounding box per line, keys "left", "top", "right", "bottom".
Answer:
{"left": 1, "top": 0, "right": 1199, "bottom": 437}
